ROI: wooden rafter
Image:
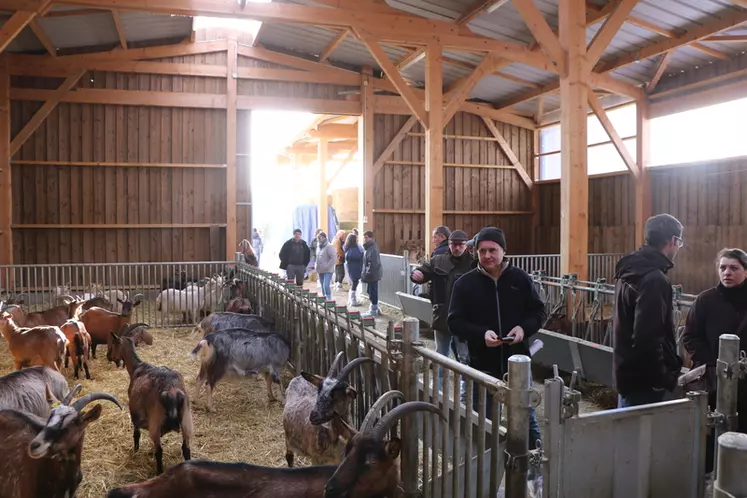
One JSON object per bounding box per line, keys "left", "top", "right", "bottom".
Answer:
{"left": 373, "top": 115, "right": 418, "bottom": 176}
{"left": 56, "top": 39, "right": 227, "bottom": 61}
{"left": 480, "top": 116, "right": 533, "bottom": 188}
{"left": 511, "top": 0, "right": 565, "bottom": 71}
{"left": 11, "top": 58, "right": 228, "bottom": 78}
{"left": 443, "top": 54, "right": 500, "bottom": 123}
{"left": 646, "top": 51, "right": 672, "bottom": 93}
{"left": 10, "top": 69, "right": 85, "bottom": 156}
{"left": 0, "top": 11, "right": 36, "bottom": 53}
{"left": 358, "top": 31, "right": 428, "bottom": 126}
{"left": 319, "top": 29, "right": 348, "bottom": 63}
{"left": 587, "top": 88, "right": 640, "bottom": 179}
{"left": 111, "top": 10, "right": 127, "bottom": 49}
{"left": 585, "top": 0, "right": 639, "bottom": 69}
{"left": 28, "top": 18, "right": 55, "bottom": 56}
{"left": 457, "top": 0, "right": 509, "bottom": 24}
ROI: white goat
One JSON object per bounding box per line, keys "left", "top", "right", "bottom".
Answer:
{"left": 156, "top": 279, "right": 221, "bottom": 324}
{"left": 201, "top": 275, "right": 226, "bottom": 314}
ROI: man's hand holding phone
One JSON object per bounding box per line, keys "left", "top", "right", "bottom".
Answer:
{"left": 485, "top": 326, "right": 524, "bottom": 347}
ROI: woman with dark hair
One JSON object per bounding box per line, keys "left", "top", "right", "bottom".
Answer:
{"left": 344, "top": 232, "right": 364, "bottom": 307}
{"left": 682, "top": 247, "right": 747, "bottom": 476}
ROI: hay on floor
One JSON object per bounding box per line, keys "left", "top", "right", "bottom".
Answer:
{"left": 0, "top": 326, "right": 299, "bottom": 498}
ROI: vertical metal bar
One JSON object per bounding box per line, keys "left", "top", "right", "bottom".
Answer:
{"left": 440, "top": 368, "right": 450, "bottom": 498}
{"left": 422, "top": 357, "right": 431, "bottom": 498}
{"left": 506, "top": 354, "right": 531, "bottom": 498}
{"left": 401, "top": 316, "right": 420, "bottom": 497}
{"left": 489, "top": 393, "right": 501, "bottom": 498}
{"left": 476, "top": 387, "right": 486, "bottom": 497}
{"left": 431, "top": 361, "right": 441, "bottom": 498}
{"left": 714, "top": 432, "right": 747, "bottom": 497}
{"left": 543, "top": 375, "right": 564, "bottom": 498}
{"left": 715, "top": 333, "right": 741, "bottom": 474}
{"left": 464, "top": 377, "right": 473, "bottom": 498}
{"left": 452, "top": 370, "right": 461, "bottom": 498}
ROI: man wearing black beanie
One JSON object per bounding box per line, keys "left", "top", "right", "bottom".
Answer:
{"left": 447, "top": 226, "right": 546, "bottom": 483}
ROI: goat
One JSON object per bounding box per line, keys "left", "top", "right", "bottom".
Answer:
{"left": 110, "top": 333, "right": 193, "bottom": 475}
{"left": 0, "top": 314, "right": 68, "bottom": 372}
{"left": 71, "top": 295, "right": 112, "bottom": 318}
{"left": 106, "top": 398, "right": 443, "bottom": 498}
{"left": 199, "top": 275, "right": 227, "bottom": 317}
{"left": 193, "top": 311, "right": 274, "bottom": 337}
{"left": 51, "top": 283, "right": 72, "bottom": 306}
{"left": 59, "top": 320, "right": 92, "bottom": 380}
{"left": 161, "top": 269, "right": 188, "bottom": 291}
{"left": 0, "top": 366, "right": 69, "bottom": 419}
{"left": 107, "top": 322, "right": 154, "bottom": 368}
{"left": 283, "top": 352, "right": 375, "bottom": 467}
{"left": 225, "top": 279, "right": 252, "bottom": 315}
{"left": 156, "top": 286, "right": 206, "bottom": 324}
{"left": 77, "top": 294, "right": 142, "bottom": 360}
{"left": 191, "top": 328, "right": 290, "bottom": 412}
{"left": 99, "top": 289, "right": 129, "bottom": 314}
{"left": 5, "top": 300, "right": 77, "bottom": 328}
{"left": 0, "top": 384, "right": 121, "bottom": 498}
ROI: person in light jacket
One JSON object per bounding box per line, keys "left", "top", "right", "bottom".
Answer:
{"left": 315, "top": 231, "right": 337, "bottom": 300}
{"left": 361, "top": 230, "right": 382, "bottom": 317}
{"left": 344, "top": 232, "right": 365, "bottom": 307}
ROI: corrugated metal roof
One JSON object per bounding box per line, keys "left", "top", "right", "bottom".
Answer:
{"left": 118, "top": 12, "right": 192, "bottom": 44}
{"left": 2, "top": 20, "right": 44, "bottom": 53}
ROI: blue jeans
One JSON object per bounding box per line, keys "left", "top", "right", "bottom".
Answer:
{"left": 617, "top": 388, "right": 666, "bottom": 408}
{"left": 435, "top": 328, "right": 469, "bottom": 391}
{"left": 471, "top": 373, "right": 542, "bottom": 451}
{"left": 367, "top": 281, "right": 379, "bottom": 305}
{"left": 319, "top": 272, "right": 333, "bottom": 300}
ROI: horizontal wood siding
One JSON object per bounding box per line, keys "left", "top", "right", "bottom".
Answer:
{"left": 373, "top": 111, "right": 534, "bottom": 254}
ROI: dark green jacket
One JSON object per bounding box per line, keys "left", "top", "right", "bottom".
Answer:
{"left": 411, "top": 251, "right": 474, "bottom": 331}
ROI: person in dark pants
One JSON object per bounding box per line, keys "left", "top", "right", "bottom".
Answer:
{"left": 333, "top": 230, "right": 346, "bottom": 291}
{"left": 682, "top": 248, "right": 747, "bottom": 476}
{"left": 279, "top": 228, "right": 311, "bottom": 286}
{"left": 447, "top": 227, "right": 546, "bottom": 453}
{"left": 361, "top": 230, "right": 382, "bottom": 318}
{"left": 612, "top": 213, "right": 684, "bottom": 409}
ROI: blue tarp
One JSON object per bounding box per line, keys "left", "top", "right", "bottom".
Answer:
{"left": 292, "top": 204, "right": 339, "bottom": 276}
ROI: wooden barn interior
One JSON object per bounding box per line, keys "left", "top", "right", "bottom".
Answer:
{"left": 2, "top": 0, "right": 747, "bottom": 294}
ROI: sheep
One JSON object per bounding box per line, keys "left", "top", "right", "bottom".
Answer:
{"left": 105, "top": 398, "right": 444, "bottom": 498}
{"left": 193, "top": 311, "right": 274, "bottom": 337}
{"left": 0, "top": 366, "right": 69, "bottom": 419}
{"left": 0, "top": 313, "right": 68, "bottom": 372}
{"left": 77, "top": 294, "right": 142, "bottom": 360}
{"left": 190, "top": 328, "right": 290, "bottom": 412}
{"left": 283, "top": 352, "right": 375, "bottom": 467}
{"left": 107, "top": 322, "right": 154, "bottom": 368}
{"left": 110, "top": 332, "right": 193, "bottom": 475}
{"left": 0, "top": 384, "right": 121, "bottom": 498}
{"left": 59, "top": 320, "right": 92, "bottom": 380}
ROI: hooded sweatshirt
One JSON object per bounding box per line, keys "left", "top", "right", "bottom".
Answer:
{"left": 611, "top": 246, "right": 682, "bottom": 396}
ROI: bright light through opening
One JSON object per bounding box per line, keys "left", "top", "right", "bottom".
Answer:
{"left": 193, "top": 0, "right": 272, "bottom": 39}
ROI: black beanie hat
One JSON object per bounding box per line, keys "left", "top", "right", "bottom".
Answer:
{"left": 475, "top": 227, "right": 507, "bottom": 251}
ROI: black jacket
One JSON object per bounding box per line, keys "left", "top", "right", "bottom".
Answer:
{"left": 447, "top": 261, "right": 546, "bottom": 378}
{"left": 278, "top": 239, "right": 310, "bottom": 270}
{"left": 411, "top": 251, "right": 474, "bottom": 332}
{"left": 682, "top": 282, "right": 747, "bottom": 432}
{"left": 431, "top": 240, "right": 449, "bottom": 257}
{"left": 612, "top": 246, "right": 682, "bottom": 396}
{"left": 361, "top": 239, "right": 382, "bottom": 283}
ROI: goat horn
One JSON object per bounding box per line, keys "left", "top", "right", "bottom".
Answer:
{"left": 62, "top": 384, "right": 83, "bottom": 406}
{"left": 72, "top": 392, "right": 122, "bottom": 413}
{"left": 335, "top": 356, "right": 375, "bottom": 382}
{"left": 359, "top": 390, "right": 405, "bottom": 435}
{"left": 371, "top": 401, "right": 444, "bottom": 441}
{"left": 15, "top": 292, "right": 28, "bottom": 300}
{"left": 132, "top": 293, "right": 144, "bottom": 301}
{"left": 326, "top": 351, "right": 346, "bottom": 379}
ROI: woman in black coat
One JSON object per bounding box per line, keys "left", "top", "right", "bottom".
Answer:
{"left": 682, "top": 247, "right": 747, "bottom": 474}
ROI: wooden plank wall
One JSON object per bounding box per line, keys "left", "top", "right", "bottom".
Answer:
{"left": 534, "top": 156, "right": 747, "bottom": 293}
{"left": 373, "top": 111, "right": 534, "bottom": 254}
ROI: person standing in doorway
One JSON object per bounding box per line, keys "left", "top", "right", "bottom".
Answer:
{"left": 447, "top": 227, "right": 545, "bottom": 452}
{"left": 612, "top": 213, "right": 684, "bottom": 408}
{"left": 411, "top": 230, "right": 473, "bottom": 389}
{"left": 314, "top": 231, "right": 336, "bottom": 301}
{"left": 361, "top": 230, "right": 382, "bottom": 317}
{"left": 279, "top": 228, "right": 311, "bottom": 287}
{"left": 252, "top": 228, "right": 263, "bottom": 266}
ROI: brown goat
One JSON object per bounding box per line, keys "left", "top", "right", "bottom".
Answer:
{"left": 112, "top": 333, "right": 193, "bottom": 475}
{"left": 4, "top": 301, "right": 75, "bottom": 328}
{"left": 225, "top": 297, "right": 253, "bottom": 314}
{"left": 71, "top": 295, "right": 112, "bottom": 319}
{"left": 59, "top": 320, "right": 92, "bottom": 380}
{"left": 106, "top": 398, "right": 444, "bottom": 498}
{"left": 107, "top": 322, "right": 153, "bottom": 368}
{"left": 0, "top": 313, "right": 67, "bottom": 372}
{"left": 0, "top": 384, "right": 121, "bottom": 498}
{"left": 78, "top": 294, "right": 142, "bottom": 360}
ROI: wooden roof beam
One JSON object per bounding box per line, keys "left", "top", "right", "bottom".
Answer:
{"left": 457, "top": 0, "right": 510, "bottom": 25}
{"left": 0, "top": 11, "right": 36, "bottom": 53}
{"left": 587, "top": 87, "right": 640, "bottom": 179}
{"left": 585, "top": 0, "right": 639, "bottom": 70}
{"left": 319, "top": 29, "right": 348, "bottom": 63}
{"left": 443, "top": 53, "right": 501, "bottom": 123}
{"left": 28, "top": 18, "right": 56, "bottom": 56}
{"left": 511, "top": 0, "right": 565, "bottom": 71}
{"left": 111, "top": 10, "right": 127, "bottom": 49}
{"left": 646, "top": 51, "right": 672, "bottom": 93}
{"left": 308, "top": 123, "right": 358, "bottom": 140}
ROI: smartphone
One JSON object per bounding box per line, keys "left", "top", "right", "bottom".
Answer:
{"left": 500, "top": 335, "right": 516, "bottom": 342}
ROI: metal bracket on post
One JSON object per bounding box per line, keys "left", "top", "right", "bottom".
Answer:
{"left": 560, "top": 368, "right": 582, "bottom": 420}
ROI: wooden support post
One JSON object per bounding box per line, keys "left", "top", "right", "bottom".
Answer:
{"left": 318, "top": 138, "right": 329, "bottom": 234}
{"left": 424, "top": 43, "right": 443, "bottom": 256}
{"left": 0, "top": 56, "right": 11, "bottom": 270}
{"left": 226, "top": 38, "right": 238, "bottom": 260}
{"left": 635, "top": 100, "right": 652, "bottom": 248}
{"left": 358, "top": 69, "right": 375, "bottom": 231}
{"left": 559, "top": 0, "right": 588, "bottom": 280}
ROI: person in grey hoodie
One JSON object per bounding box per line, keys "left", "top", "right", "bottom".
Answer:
{"left": 315, "top": 231, "right": 337, "bottom": 300}
{"left": 361, "top": 230, "right": 383, "bottom": 317}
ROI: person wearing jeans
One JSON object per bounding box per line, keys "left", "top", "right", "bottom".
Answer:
{"left": 361, "top": 230, "right": 382, "bottom": 318}
{"left": 447, "top": 227, "right": 547, "bottom": 485}
{"left": 411, "top": 229, "right": 473, "bottom": 391}
{"left": 314, "top": 231, "right": 337, "bottom": 301}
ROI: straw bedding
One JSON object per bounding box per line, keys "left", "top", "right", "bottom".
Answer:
{"left": 0, "top": 325, "right": 299, "bottom": 497}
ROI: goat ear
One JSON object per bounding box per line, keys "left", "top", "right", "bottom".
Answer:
{"left": 133, "top": 299, "right": 142, "bottom": 307}
{"left": 79, "top": 404, "right": 103, "bottom": 426}
{"left": 301, "top": 372, "right": 324, "bottom": 388}
{"left": 110, "top": 332, "right": 121, "bottom": 343}
{"left": 45, "top": 383, "right": 60, "bottom": 407}
{"left": 384, "top": 438, "right": 401, "bottom": 460}
{"left": 345, "top": 385, "right": 357, "bottom": 399}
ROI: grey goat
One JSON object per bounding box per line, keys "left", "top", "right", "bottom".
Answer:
{"left": 0, "top": 366, "right": 69, "bottom": 419}
{"left": 191, "top": 328, "right": 290, "bottom": 412}
{"left": 193, "top": 312, "right": 274, "bottom": 337}
{"left": 283, "top": 352, "right": 375, "bottom": 467}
